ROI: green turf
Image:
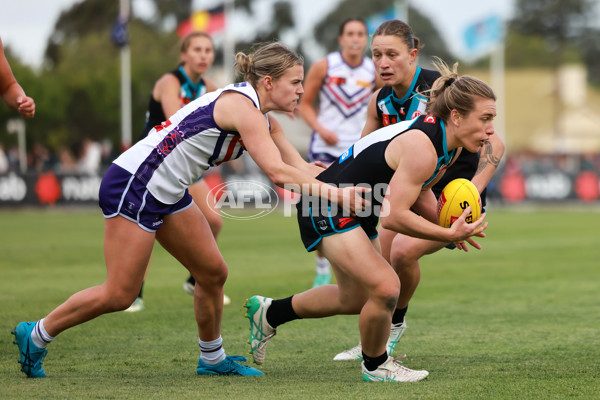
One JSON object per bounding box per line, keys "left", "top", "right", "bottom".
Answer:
{"left": 1, "top": 207, "right": 599, "bottom": 399}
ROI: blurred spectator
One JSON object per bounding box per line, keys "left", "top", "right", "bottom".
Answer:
{"left": 100, "top": 138, "right": 115, "bottom": 166}
{"left": 29, "top": 141, "right": 53, "bottom": 172}
{"left": 56, "top": 146, "right": 78, "bottom": 174}
{"left": 7, "top": 146, "right": 20, "bottom": 171}
{"left": 0, "top": 144, "right": 8, "bottom": 173}
{"left": 78, "top": 138, "right": 102, "bottom": 174}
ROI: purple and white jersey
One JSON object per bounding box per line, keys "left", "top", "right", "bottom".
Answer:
{"left": 310, "top": 51, "right": 376, "bottom": 157}
{"left": 113, "top": 82, "right": 263, "bottom": 204}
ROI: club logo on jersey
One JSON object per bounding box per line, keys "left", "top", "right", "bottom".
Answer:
{"left": 424, "top": 115, "right": 436, "bottom": 123}
{"left": 318, "top": 220, "right": 328, "bottom": 231}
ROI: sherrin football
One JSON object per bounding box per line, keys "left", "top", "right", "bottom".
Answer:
{"left": 436, "top": 178, "right": 482, "bottom": 228}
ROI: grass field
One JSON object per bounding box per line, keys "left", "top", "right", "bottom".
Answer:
{"left": 1, "top": 207, "right": 599, "bottom": 399}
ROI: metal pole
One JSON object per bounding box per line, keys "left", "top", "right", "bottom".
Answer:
{"left": 6, "top": 119, "right": 26, "bottom": 173}
{"left": 223, "top": 0, "right": 235, "bottom": 84}
{"left": 491, "top": 43, "right": 506, "bottom": 150}
{"left": 120, "top": 0, "right": 132, "bottom": 150}
{"left": 396, "top": 0, "right": 408, "bottom": 22}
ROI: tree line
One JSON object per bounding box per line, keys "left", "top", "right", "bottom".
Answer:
{"left": 1, "top": 0, "right": 598, "bottom": 164}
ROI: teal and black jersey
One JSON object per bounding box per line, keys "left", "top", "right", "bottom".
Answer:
{"left": 319, "top": 114, "right": 456, "bottom": 192}
{"left": 140, "top": 66, "right": 208, "bottom": 139}
{"left": 297, "top": 114, "right": 457, "bottom": 251}
{"left": 376, "top": 67, "right": 440, "bottom": 125}
{"left": 374, "top": 67, "right": 484, "bottom": 204}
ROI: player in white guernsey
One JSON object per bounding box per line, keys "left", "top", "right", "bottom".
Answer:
{"left": 124, "top": 31, "right": 228, "bottom": 312}
{"left": 298, "top": 18, "right": 382, "bottom": 288}
{"left": 12, "top": 42, "right": 368, "bottom": 379}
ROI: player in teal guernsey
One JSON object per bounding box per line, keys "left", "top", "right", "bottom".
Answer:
{"left": 245, "top": 62, "right": 495, "bottom": 383}
{"left": 298, "top": 18, "right": 382, "bottom": 288}
{"left": 333, "top": 20, "right": 505, "bottom": 361}
{"left": 141, "top": 65, "right": 213, "bottom": 138}
{"left": 12, "top": 42, "right": 368, "bottom": 379}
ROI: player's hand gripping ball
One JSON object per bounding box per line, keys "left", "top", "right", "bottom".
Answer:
{"left": 437, "top": 178, "right": 482, "bottom": 228}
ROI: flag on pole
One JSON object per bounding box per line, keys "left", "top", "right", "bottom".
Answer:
{"left": 111, "top": 0, "right": 130, "bottom": 48}
{"left": 463, "top": 15, "right": 504, "bottom": 59}
{"left": 177, "top": 5, "right": 226, "bottom": 38}
{"left": 365, "top": 7, "right": 396, "bottom": 35}
{"left": 111, "top": 16, "right": 129, "bottom": 47}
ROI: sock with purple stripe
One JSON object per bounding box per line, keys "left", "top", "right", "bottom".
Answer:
{"left": 199, "top": 336, "right": 226, "bottom": 365}
{"left": 31, "top": 318, "right": 55, "bottom": 349}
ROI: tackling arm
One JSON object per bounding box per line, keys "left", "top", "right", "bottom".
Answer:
{"left": 213, "top": 92, "right": 368, "bottom": 214}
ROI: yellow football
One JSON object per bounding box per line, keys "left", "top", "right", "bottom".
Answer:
{"left": 436, "top": 178, "right": 482, "bottom": 228}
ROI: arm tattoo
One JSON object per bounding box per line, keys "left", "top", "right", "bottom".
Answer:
{"left": 475, "top": 141, "right": 501, "bottom": 176}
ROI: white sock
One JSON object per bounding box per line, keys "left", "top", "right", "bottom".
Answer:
{"left": 31, "top": 319, "right": 55, "bottom": 349}
{"left": 199, "top": 336, "right": 226, "bottom": 365}
{"left": 316, "top": 256, "right": 330, "bottom": 275}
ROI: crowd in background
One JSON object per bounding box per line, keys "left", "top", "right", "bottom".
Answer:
{"left": 0, "top": 138, "right": 115, "bottom": 175}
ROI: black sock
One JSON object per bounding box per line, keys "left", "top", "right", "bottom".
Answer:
{"left": 362, "top": 351, "right": 388, "bottom": 371}
{"left": 266, "top": 296, "right": 300, "bottom": 328}
{"left": 392, "top": 306, "right": 408, "bottom": 325}
{"left": 137, "top": 281, "right": 144, "bottom": 299}
{"left": 187, "top": 275, "right": 195, "bottom": 285}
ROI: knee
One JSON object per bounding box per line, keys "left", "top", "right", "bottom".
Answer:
{"left": 193, "top": 259, "right": 229, "bottom": 288}
{"left": 101, "top": 287, "right": 139, "bottom": 311}
{"left": 390, "top": 245, "right": 420, "bottom": 272}
{"left": 372, "top": 275, "right": 400, "bottom": 311}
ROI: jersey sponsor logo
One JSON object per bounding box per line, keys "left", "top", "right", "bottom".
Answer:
{"left": 411, "top": 110, "right": 423, "bottom": 119}
{"left": 154, "top": 119, "right": 172, "bottom": 132}
{"left": 328, "top": 76, "right": 347, "bottom": 85}
{"left": 337, "top": 217, "right": 355, "bottom": 229}
{"left": 382, "top": 114, "right": 398, "bottom": 126}
{"left": 339, "top": 146, "right": 353, "bottom": 163}
{"left": 152, "top": 219, "right": 163, "bottom": 227}
{"left": 355, "top": 79, "right": 373, "bottom": 88}
{"left": 424, "top": 115, "right": 436, "bottom": 123}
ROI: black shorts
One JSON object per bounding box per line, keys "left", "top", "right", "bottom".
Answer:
{"left": 296, "top": 201, "right": 379, "bottom": 251}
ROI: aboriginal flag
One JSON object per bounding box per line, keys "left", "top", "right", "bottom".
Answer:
{"left": 177, "top": 5, "right": 226, "bottom": 37}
